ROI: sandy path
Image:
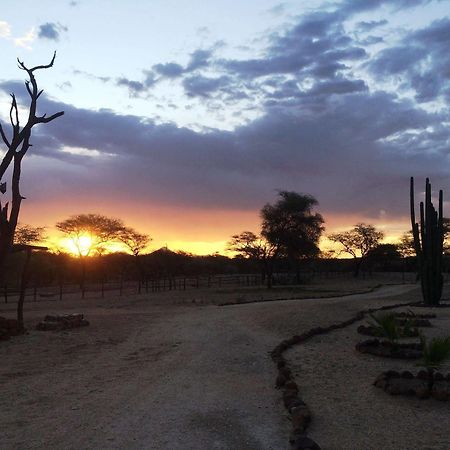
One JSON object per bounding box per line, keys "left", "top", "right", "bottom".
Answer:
{"left": 0, "top": 284, "right": 419, "bottom": 449}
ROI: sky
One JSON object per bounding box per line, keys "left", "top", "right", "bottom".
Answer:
{"left": 0, "top": 0, "right": 450, "bottom": 255}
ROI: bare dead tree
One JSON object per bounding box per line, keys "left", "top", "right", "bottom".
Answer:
{"left": 0, "top": 52, "right": 64, "bottom": 271}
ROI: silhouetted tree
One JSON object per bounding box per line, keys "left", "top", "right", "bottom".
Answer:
{"left": 56, "top": 213, "right": 124, "bottom": 292}
{"left": 261, "top": 191, "right": 324, "bottom": 284}
{"left": 117, "top": 227, "right": 151, "bottom": 257}
{"left": 398, "top": 219, "right": 450, "bottom": 258}
{"left": 397, "top": 231, "right": 415, "bottom": 258}
{"left": 14, "top": 224, "right": 46, "bottom": 245}
{"left": 0, "top": 53, "right": 63, "bottom": 272}
{"left": 366, "top": 243, "right": 401, "bottom": 271}
{"left": 117, "top": 226, "right": 151, "bottom": 291}
{"left": 329, "top": 223, "right": 384, "bottom": 276}
{"left": 227, "top": 231, "right": 278, "bottom": 287}
{"left": 229, "top": 191, "right": 324, "bottom": 288}
{"left": 56, "top": 213, "right": 124, "bottom": 257}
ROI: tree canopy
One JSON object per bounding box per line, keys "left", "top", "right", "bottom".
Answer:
{"left": 56, "top": 213, "right": 150, "bottom": 257}
{"left": 117, "top": 226, "right": 152, "bottom": 257}
{"left": 14, "top": 224, "right": 46, "bottom": 246}
{"left": 228, "top": 191, "right": 324, "bottom": 288}
{"left": 261, "top": 191, "right": 324, "bottom": 260}
{"left": 328, "top": 223, "right": 384, "bottom": 276}
{"left": 328, "top": 223, "right": 384, "bottom": 259}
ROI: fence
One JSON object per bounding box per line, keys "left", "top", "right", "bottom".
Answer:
{"left": 1, "top": 273, "right": 264, "bottom": 303}
{"left": 3, "top": 270, "right": 449, "bottom": 304}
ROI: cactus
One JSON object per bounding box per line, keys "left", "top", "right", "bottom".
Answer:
{"left": 410, "top": 177, "right": 444, "bottom": 306}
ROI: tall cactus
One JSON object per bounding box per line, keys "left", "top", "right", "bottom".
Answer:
{"left": 410, "top": 177, "right": 444, "bottom": 306}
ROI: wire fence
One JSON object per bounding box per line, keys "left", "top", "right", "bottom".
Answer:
{"left": 1, "top": 273, "right": 264, "bottom": 304}
{"left": 3, "top": 269, "right": 446, "bottom": 304}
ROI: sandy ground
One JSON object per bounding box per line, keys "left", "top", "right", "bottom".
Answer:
{"left": 288, "top": 301, "right": 450, "bottom": 450}
{"left": 0, "top": 282, "right": 427, "bottom": 449}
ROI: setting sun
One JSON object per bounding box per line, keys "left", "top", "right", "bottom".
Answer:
{"left": 61, "top": 235, "right": 92, "bottom": 257}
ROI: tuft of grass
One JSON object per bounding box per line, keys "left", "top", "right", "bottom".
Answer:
{"left": 418, "top": 334, "right": 450, "bottom": 370}
{"left": 368, "top": 313, "right": 400, "bottom": 343}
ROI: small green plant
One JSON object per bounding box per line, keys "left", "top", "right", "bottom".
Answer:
{"left": 418, "top": 334, "right": 450, "bottom": 371}
{"left": 368, "top": 313, "right": 399, "bottom": 343}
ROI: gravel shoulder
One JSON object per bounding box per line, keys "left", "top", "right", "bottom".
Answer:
{"left": 0, "top": 283, "right": 421, "bottom": 449}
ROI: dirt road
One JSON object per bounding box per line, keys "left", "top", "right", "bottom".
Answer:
{"left": 0, "top": 284, "right": 419, "bottom": 449}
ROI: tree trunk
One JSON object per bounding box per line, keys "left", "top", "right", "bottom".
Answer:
{"left": 353, "top": 257, "right": 362, "bottom": 277}
{"left": 80, "top": 256, "right": 86, "bottom": 298}
{"left": 265, "top": 259, "right": 273, "bottom": 289}
{"left": 17, "top": 248, "right": 32, "bottom": 332}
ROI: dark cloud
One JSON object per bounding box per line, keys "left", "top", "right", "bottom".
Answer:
{"left": 186, "top": 49, "right": 212, "bottom": 71}
{"left": 339, "top": 0, "right": 434, "bottom": 16}
{"left": 219, "top": 9, "right": 366, "bottom": 84}
{"left": 115, "top": 47, "right": 216, "bottom": 97}
{"left": 368, "top": 17, "right": 450, "bottom": 102}
{"left": 152, "top": 62, "right": 184, "bottom": 78}
{"left": 182, "top": 75, "right": 232, "bottom": 97}
{"left": 2, "top": 0, "right": 448, "bottom": 226}
{"left": 356, "top": 20, "right": 388, "bottom": 32}
{"left": 1, "top": 77, "right": 448, "bottom": 221}
{"left": 38, "top": 22, "right": 68, "bottom": 41}
{"left": 116, "top": 71, "right": 156, "bottom": 97}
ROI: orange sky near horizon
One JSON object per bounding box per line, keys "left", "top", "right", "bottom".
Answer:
{"left": 19, "top": 196, "right": 413, "bottom": 256}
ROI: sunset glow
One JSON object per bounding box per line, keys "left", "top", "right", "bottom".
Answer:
{"left": 61, "top": 235, "right": 93, "bottom": 257}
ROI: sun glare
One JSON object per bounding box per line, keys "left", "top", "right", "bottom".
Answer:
{"left": 62, "top": 235, "right": 93, "bottom": 257}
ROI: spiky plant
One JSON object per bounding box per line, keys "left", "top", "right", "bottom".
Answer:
{"left": 418, "top": 334, "right": 450, "bottom": 371}
{"left": 368, "top": 313, "right": 400, "bottom": 343}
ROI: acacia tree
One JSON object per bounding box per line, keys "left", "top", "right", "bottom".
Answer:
{"left": 0, "top": 53, "right": 64, "bottom": 271}
{"left": 261, "top": 191, "right": 324, "bottom": 284}
{"left": 227, "top": 231, "right": 278, "bottom": 287}
{"left": 56, "top": 213, "right": 124, "bottom": 257}
{"left": 56, "top": 214, "right": 124, "bottom": 293}
{"left": 117, "top": 227, "right": 151, "bottom": 257}
{"left": 117, "top": 226, "right": 151, "bottom": 292}
{"left": 14, "top": 224, "right": 46, "bottom": 246}
{"left": 229, "top": 191, "right": 324, "bottom": 288}
{"left": 328, "top": 223, "right": 384, "bottom": 276}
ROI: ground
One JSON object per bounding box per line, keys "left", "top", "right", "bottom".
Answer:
{"left": 0, "top": 276, "right": 445, "bottom": 449}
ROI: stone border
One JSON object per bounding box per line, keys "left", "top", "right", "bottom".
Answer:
{"left": 270, "top": 300, "right": 418, "bottom": 450}
{"left": 355, "top": 339, "right": 422, "bottom": 359}
{"left": 374, "top": 370, "right": 450, "bottom": 400}
{"left": 357, "top": 324, "right": 419, "bottom": 338}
